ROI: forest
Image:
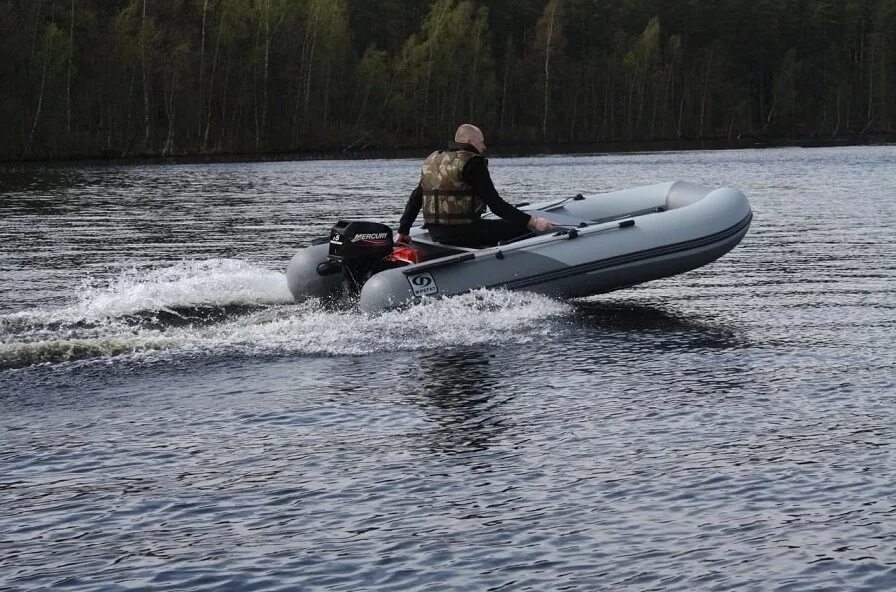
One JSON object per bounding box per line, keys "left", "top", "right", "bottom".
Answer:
{"left": 2, "top": 0, "right": 895, "bottom": 160}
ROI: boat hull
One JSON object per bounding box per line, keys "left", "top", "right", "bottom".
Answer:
{"left": 285, "top": 182, "right": 753, "bottom": 312}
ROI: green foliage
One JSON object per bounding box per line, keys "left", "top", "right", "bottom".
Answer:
{"left": 354, "top": 45, "right": 392, "bottom": 131}
{"left": 395, "top": 0, "right": 497, "bottom": 141}
{"left": 2, "top": 0, "right": 895, "bottom": 160}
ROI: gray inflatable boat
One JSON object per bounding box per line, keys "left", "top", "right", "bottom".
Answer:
{"left": 286, "top": 181, "right": 752, "bottom": 312}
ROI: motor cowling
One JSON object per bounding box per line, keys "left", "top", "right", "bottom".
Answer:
{"left": 327, "top": 220, "right": 395, "bottom": 295}
{"left": 328, "top": 220, "right": 394, "bottom": 263}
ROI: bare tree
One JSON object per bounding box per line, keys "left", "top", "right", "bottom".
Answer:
{"left": 198, "top": 0, "right": 210, "bottom": 140}
{"left": 537, "top": 0, "right": 562, "bottom": 139}
{"left": 26, "top": 27, "right": 57, "bottom": 155}
{"left": 141, "top": 0, "right": 151, "bottom": 149}
{"left": 66, "top": 0, "right": 74, "bottom": 137}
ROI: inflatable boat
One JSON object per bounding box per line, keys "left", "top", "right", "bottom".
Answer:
{"left": 286, "top": 181, "right": 752, "bottom": 312}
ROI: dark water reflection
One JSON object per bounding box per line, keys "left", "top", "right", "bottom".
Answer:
{"left": 570, "top": 301, "right": 749, "bottom": 350}
{"left": 1, "top": 147, "right": 895, "bottom": 590}
{"left": 411, "top": 349, "right": 511, "bottom": 455}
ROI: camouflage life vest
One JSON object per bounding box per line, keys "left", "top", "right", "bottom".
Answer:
{"left": 420, "top": 150, "right": 485, "bottom": 225}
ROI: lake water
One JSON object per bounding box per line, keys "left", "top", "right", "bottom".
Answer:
{"left": 1, "top": 146, "right": 894, "bottom": 591}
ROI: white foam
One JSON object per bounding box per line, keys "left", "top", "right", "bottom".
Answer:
{"left": 1, "top": 287, "right": 572, "bottom": 367}
{"left": 77, "top": 259, "right": 293, "bottom": 316}
{"left": 205, "top": 288, "right": 573, "bottom": 356}
{"left": 3, "top": 259, "right": 293, "bottom": 327}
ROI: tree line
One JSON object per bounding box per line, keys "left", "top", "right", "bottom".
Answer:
{"left": 3, "top": 0, "right": 894, "bottom": 161}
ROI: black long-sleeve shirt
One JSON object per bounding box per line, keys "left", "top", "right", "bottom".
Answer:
{"left": 398, "top": 148, "right": 531, "bottom": 235}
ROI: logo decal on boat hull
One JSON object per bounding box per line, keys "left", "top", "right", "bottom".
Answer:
{"left": 408, "top": 273, "right": 438, "bottom": 296}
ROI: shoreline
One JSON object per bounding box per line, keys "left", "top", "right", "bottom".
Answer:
{"left": 1, "top": 134, "right": 893, "bottom": 170}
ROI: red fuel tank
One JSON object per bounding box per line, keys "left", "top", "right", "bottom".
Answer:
{"left": 385, "top": 244, "right": 423, "bottom": 265}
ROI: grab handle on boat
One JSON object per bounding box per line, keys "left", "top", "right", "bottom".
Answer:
{"left": 553, "top": 218, "right": 635, "bottom": 238}
{"left": 403, "top": 252, "right": 476, "bottom": 273}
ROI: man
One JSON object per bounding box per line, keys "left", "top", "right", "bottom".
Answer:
{"left": 396, "top": 124, "right": 554, "bottom": 247}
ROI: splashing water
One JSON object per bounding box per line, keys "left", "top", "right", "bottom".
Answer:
{"left": 0, "top": 259, "right": 571, "bottom": 369}
{"left": 19, "top": 259, "right": 293, "bottom": 324}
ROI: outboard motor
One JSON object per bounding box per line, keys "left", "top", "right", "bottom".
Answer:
{"left": 327, "top": 220, "right": 394, "bottom": 294}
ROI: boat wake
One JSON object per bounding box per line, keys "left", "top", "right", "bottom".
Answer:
{"left": 1, "top": 259, "right": 571, "bottom": 370}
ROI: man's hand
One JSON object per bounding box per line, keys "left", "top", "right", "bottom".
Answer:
{"left": 527, "top": 216, "right": 555, "bottom": 232}
{"left": 396, "top": 233, "right": 412, "bottom": 244}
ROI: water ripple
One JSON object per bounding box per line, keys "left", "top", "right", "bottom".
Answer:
{"left": 2, "top": 147, "right": 895, "bottom": 590}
